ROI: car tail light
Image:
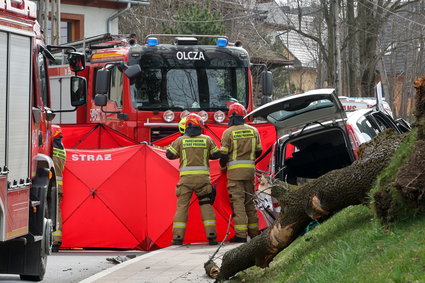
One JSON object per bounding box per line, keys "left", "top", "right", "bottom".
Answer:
{"left": 198, "top": 111, "right": 208, "bottom": 122}
{"left": 346, "top": 123, "right": 360, "bottom": 159}
{"left": 163, "top": 110, "right": 175, "bottom": 122}
{"left": 285, "top": 143, "right": 296, "bottom": 159}
{"left": 213, "top": 111, "right": 225, "bottom": 123}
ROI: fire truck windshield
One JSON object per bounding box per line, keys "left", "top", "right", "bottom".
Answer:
{"left": 130, "top": 67, "right": 247, "bottom": 111}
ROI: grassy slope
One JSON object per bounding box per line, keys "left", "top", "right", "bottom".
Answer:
{"left": 235, "top": 205, "right": 425, "bottom": 283}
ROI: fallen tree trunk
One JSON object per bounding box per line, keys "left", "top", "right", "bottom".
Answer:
{"left": 373, "top": 77, "right": 425, "bottom": 225}
{"left": 208, "top": 130, "right": 406, "bottom": 281}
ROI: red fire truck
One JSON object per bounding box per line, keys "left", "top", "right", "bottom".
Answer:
{"left": 49, "top": 33, "right": 272, "bottom": 142}
{"left": 0, "top": 0, "right": 86, "bottom": 280}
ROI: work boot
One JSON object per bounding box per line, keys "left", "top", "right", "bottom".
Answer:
{"left": 171, "top": 239, "right": 183, "bottom": 245}
{"left": 52, "top": 230, "right": 62, "bottom": 252}
{"left": 208, "top": 238, "right": 218, "bottom": 245}
{"left": 229, "top": 236, "right": 247, "bottom": 243}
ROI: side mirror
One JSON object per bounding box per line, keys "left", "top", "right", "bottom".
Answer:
{"left": 70, "top": 76, "right": 87, "bottom": 107}
{"left": 96, "top": 69, "right": 111, "bottom": 95}
{"left": 262, "top": 71, "right": 273, "bottom": 96}
{"left": 68, "top": 52, "right": 85, "bottom": 72}
{"left": 124, "top": 64, "right": 141, "bottom": 79}
{"left": 39, "top": 45, "right": 56, "bottom": 63}
{"left": 94, "top": 94, "right": 108, "bottom": 107}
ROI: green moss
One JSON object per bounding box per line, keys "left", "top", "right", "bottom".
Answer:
{"left": 370, "top": 130, "right": 417, "bottom": 195}
{"left": 369, "top": 130, "right": 418, "bottom": 222}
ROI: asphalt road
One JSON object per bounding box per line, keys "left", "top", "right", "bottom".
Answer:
{"left": 0, "top": 249, "right": 146, "bottom": 283}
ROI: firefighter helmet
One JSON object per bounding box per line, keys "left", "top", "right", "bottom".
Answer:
{"left": 178, "top": 117, "right": 187, "bottom": 134}
{"left": 185, "top": 113, "right": 204, "bottom": 128}
{"left": 228, "top": 103, "right": 247, "bottom": 117}
{"left": 52, "top": 124, "right": 62, "bottom": 138}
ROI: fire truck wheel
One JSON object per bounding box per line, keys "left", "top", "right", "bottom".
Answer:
{"left": 19, "top": 209, "right": 52, "bottom": 281}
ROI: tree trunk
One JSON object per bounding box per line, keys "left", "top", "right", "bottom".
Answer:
{"left": 208, "top": 129, "right": 406, "bottom": 281}
{"left": 374, "top": 77, "right": 425, "bottom": 225}
{"left": 346, "top": 0, "right": 357, "bottom": 97}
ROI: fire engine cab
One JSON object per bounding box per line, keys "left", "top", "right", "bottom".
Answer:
{"left": 49, "top": 34, "right": 273, "bottom": 142}
{"left": 0, "top": 0, "right": 86, "bottom": 280}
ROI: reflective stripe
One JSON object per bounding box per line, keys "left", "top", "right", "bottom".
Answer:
{"left": 232, "top": 139, "right": 238, "bottom": 160}
{"left": 228, "top": 160, "right": 255, "bottom": 166}
{"left": 173, "top": 222, "right": 186, "bottom": 228}
{"left": 53, "top": 148, "right": 66, "bottom": 159}
{"left": 180, "top": 170, "right": 209, "bottom": 176}
{"left": 250, "top": 137, "right": 256, "bottom": 160}
{"left": 228, "top": 164, "right": 255, "bottom": 169}
{"left": 56, "top": 176, "right": 63, "bottom": 181}
{"left": 228, "top": 160, "right": 255, "bottom": 170}
{"left": 210, "top": 146, "right": 219, "bottom": 154}
{"left": 57, "top": 180, "right": 63, "bottom": 185}
{"left": 168, "top": 146, "right": 178, "bottom": 156}
{"left": 182, "top": 149, "right": 187, "bottom": 167}
{"left": 52, "top": 230, "right": 62, "bottom": 236}
{"left": 203, "top": 220, "right": 216, "bottom": 226}
{"left": 220, "top": 146, "right": 228, "bottom": 154}
{"left": 180, "top": 166, "right": 209, "bottom": 172}
{"left": 248, "top": 223, "right": 258, "bottom": 229}
{"left": 234, "top": 224, "right": 248, "bottom": 231}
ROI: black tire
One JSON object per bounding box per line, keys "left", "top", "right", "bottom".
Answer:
{"left": 19, "top": 207, "right": 52, "bottom": 281}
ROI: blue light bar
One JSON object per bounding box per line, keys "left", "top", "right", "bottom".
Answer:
{"left": 217, "top": 38, "right": 228, "bottom": 47}
{"left": 147, "top": 37, "right": 158, "bottom": 46}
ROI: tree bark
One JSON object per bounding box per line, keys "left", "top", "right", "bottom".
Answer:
{"left": 207, "top": 129, "right": 406, "bottom": 281}
{"left": 374, "top": 77, "right": 425, "bottom": 225}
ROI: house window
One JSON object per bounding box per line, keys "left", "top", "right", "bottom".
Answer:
{"left": 46, "top": 13, "right": 84, "bottom": 44}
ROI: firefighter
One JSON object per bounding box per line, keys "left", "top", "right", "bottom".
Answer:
{"left": 166, "top": 114, "right": 221, "bottom": 245}
{"left": 220, "top": 103, "right": 262, "bottom": 243}
{"left": 51, "top": 125, "right": 66, "bottom": 249}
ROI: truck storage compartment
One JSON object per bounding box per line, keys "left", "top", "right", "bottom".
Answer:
{"left": 279, "top": 128, "right": 352, "bottom": 185}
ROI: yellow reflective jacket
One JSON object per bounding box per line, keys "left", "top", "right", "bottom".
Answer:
{"left": 220, "top": 124, "right": 262, "bottom": 180}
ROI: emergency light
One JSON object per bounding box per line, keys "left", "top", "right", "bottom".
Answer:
{"left": 214, "top": 111, "right": 225, "bottom": 123}
{"left": 216, "top": 38, "right": 228, "bottom": 47}
{"left": 180, "top": 110, "right": 190, "bottom": 119}
{"left": 198, "top": 110, "right": 209, "bottom": 122}
{"left": 163, "top": 110, "right": 175, "bottom": 122}
{"left": 147, "top": 37, "right": 158, "bottom": 47}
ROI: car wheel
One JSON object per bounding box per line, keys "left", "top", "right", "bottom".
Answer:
{"left": 19, "top": 207, "right": 52, "bottom": 281}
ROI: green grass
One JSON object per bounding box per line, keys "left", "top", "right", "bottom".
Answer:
{"left": 231, "top": 205, "right": 425, "bottom": 283}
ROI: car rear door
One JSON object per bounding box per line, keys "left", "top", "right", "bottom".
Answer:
{"left": 246, "top": 88, "right": 348, "bottom": 137}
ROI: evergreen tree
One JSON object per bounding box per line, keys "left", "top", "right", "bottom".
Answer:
{"left": 162, "top": 1, "right": 225, "bottom": 45}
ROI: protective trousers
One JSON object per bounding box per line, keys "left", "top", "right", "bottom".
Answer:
{"left": 228, "top": 180, "right": 259, "bottom": 238}
{"left": 172, "top": 183, "right": 217, "bottom": 242}
{"left": 53, "top": 155, "right": 65, "bottom": 243}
